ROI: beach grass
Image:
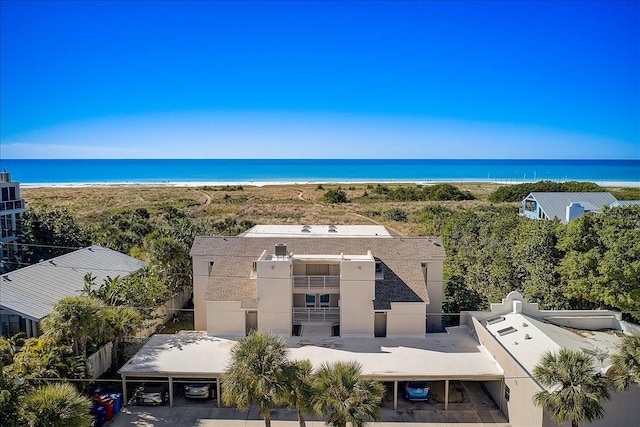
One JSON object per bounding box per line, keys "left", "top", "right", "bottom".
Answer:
{"left": 18, "top": 182, "right": 504, "bottom": 236}
{"left": 21, "top": 182, "right": 634, "bottom": 236}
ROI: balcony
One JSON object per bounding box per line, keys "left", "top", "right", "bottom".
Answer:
{"left": 0, "top": 199, "right": 25, "bottom": 212}
{"left": 293, "top": 307, "right": 340, "bottom": 324}
{"left": 293, "top": 275, "right": 340, "bottom": 292}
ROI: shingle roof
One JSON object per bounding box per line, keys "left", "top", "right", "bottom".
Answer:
{"left": 526, "top": 192, "right": 617, "bottom": 223}
{"left": 191, "top": 235, "right": 445, "bottom": 310}
{"left": 0, "top": 245, "right": 146, "bottom": 321}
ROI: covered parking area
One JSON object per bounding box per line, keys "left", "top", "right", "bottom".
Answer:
{"left": 119, "top": 327, "right": 504, "bottom": 411}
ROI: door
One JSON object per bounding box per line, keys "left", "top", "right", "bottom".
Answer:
{"left": 374, "top": 312, "right": 387, "bottom": 337}
{"left": 245, "top": 311, "right": 258, "bottom": 335}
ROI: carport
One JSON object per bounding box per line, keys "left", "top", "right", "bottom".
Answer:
{"left": 119, "top": 332, "right": 231, "bottom": 408}
{"left": 119, "top": 327, "right": 504, "bottom": 410}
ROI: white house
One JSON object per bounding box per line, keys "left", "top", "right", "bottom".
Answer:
{"left": 520, "top": 192, "right": 618, "bottom": 223}
{"left": 0, "top": 171, "right": 27, "bottom": 265}
{"left": 462, "top": 291, "right": 640, "bottom": 427}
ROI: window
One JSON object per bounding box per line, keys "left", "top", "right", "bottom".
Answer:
{"left": 524, "top": 200, "right": 536, "bottom": 212}
{"left": 305, "top": 294, "right": 316, "bottom": 308}
{"left": 320, "top": 294, "right": 330, "bottom": 307}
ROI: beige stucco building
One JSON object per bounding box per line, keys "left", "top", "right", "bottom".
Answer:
{"left": 463, "top": 291, "right": 640, "bottom": 427}
{"left": 190, "top": 225, "right": 445, "bottom": 337}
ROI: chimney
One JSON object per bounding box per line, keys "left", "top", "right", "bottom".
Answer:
{"left": 513, "top": 300, "right": 523, "bottom": 314}
{"left": 566, "top": 202, "right": 585, "bottom": 222}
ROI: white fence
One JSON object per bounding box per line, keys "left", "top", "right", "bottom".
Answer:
{"left": 87, "top": 342, "right": 113, "bottom": 378}
{"left": 136, "top": 289, "right": 191, "bottom": 338}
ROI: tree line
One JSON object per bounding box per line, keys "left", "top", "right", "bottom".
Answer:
{"left": 414, "top": 204, "right": 640, "bottom": 319}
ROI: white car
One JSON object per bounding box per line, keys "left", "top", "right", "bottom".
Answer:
{"left": 184, "top": 383, "right": 215, "bottom": 399}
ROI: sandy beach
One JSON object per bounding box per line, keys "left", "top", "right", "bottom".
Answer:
{"left": 20, "top": 180, "right": 640, "bottom": 189}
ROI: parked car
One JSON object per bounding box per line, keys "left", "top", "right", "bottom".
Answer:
{"left": 134, "top": 384, "right": 168, "bottom": 405}
{"left": 403, "top": 381, "right": 431, "bottom": 401}
{"left": 184, "top": 382, "right": 215, "bottom": 399}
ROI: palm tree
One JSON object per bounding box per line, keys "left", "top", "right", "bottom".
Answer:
{"left": 533, "top": 348, "right": 610, "bottom": 427}
{"left": 103, "top": 306, "right": 142, "bottom": 370}
{"left": 313, "top": 360, "right": 385, "bottom": 427}
{"left": 42, "top": 295, "right": 105, "bottom": 357}
{"left": 19, "top": 382, "right": 92, "bottom": 427}
{"left": 280, "top": 359, "right": 316, "bottom": 427}
{"left": 609, "top": 335, "right": 640, "bottom": 392}
{"left": 222, "top": 331, "right": 288, "bottom": 427}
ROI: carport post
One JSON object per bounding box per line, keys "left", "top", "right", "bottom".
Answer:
{"left": 444, "top": 379, "right": 449, "bottom": 411}
{"left": 168, "top": 376, "right": 174, "bottom": 407}
{"left": 121, "top": 376, "right": 127, "bottom": 407}
{"left": 216, "top": 377, "right": 221, "bottom": 407}
{"left": 393, "top": 381, "right": 398, "bottom": 410}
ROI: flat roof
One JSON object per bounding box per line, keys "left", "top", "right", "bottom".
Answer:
{"left": 483, "top": 312, "right": 626, "bottom": 377}
{"left": 119, "top": 328, "right": 503, "bottom": 381}
{"left": 244, "top": 225, "right": 393, "bottom": 238}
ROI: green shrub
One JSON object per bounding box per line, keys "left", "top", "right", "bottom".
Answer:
{"left": 324, "top": 188, "right": 349, "bottom": 203}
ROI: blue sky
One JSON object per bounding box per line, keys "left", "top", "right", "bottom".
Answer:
{"left": 1, "top": 1, "right": 638, "bottom": 159}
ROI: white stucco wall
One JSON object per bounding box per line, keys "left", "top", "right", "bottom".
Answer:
{"left": 257, "top": 256, "right": 292, "bottom": 334}
{"left": 387, "top": 302, "right": 426, "bottom": 337}
{"left": 340, "top": 257, "right": 375, "bottom": 337}
{"left": 463, "top": 314, "right": 544, "bottom": 427}
{"left": 206, "top": 301, "right": 246, "bottom": 336}
{"left": 192, "top": 255, "right": 210, "bottom": 331}
{"left": 426, "top": 256, "right": 444, "bottom": 332}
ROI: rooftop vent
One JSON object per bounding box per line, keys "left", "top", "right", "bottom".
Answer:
{"left": 497, "top": 326, "right": 517, "bottom": 336}
{"left": 524, "top": 334, "right": 532, "bottom": 340}
{"left": 487, "top": 316, "right": 506, "bottom": 325}
{"left": 275, "top": 243, "right": 287, "bottom": 257}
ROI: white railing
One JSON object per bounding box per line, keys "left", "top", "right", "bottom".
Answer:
{"left": 293, "top": 276, "right": 340, "bottom": 292}
{"left": 293, "top": 307, "right": 340, "bottom": 323}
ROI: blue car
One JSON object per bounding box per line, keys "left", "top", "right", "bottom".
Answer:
{"left": 404, "top": 381, "right": 431, "bottom": 401}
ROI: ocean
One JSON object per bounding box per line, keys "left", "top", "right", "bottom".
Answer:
{"left": 0, "top": 159, "right": 638, "bottom": 185}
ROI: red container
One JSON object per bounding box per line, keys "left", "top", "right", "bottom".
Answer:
{"left": 97, "top": 398, "right": 114, "bottom": 421}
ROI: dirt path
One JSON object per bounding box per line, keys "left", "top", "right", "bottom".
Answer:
{"left": 199, "top": 191, "right": 212, "bottom": 205}
{"left": 298, "top": 191, "right": 404, "bottom": 236}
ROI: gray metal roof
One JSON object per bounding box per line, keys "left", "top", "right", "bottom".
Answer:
{"left": 191, "top": 233, "right": 445, "bottom": 310}
{"left": 0, "top": 245, "right": 146, "bottom": 321}
{"left": 610, "top": 200, "right": 640, "bottom": 207}
{"left": 525, "top": 192, "right": 617, "bottom": 223}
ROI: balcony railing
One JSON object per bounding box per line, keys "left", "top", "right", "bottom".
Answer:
{"left": 293, "top": 307, "right": 340, "bottom": 324}
{"left": 0, "top": 200, "right": 25, "bottom": 212}
{"left": 293, "top": 275, "right": 340, "bottom": 292}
